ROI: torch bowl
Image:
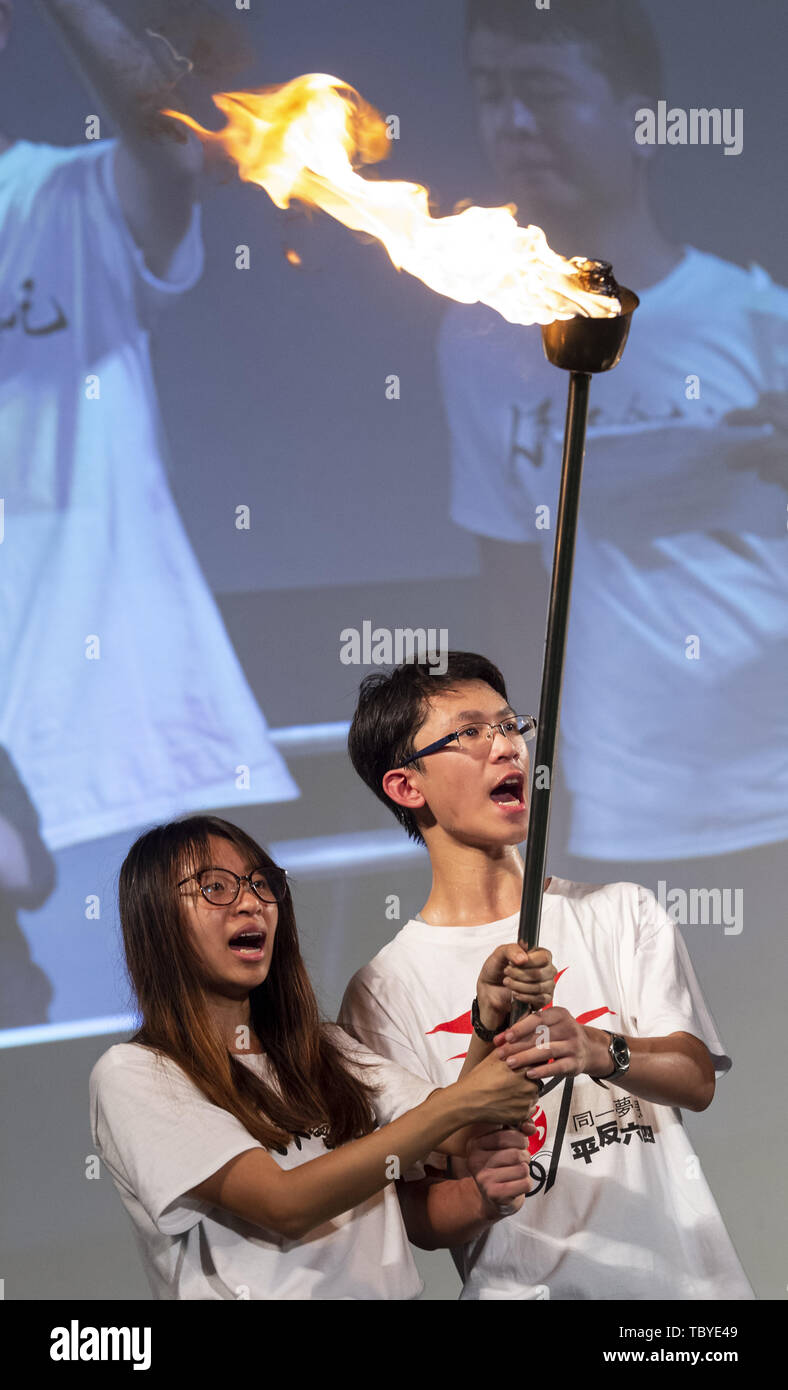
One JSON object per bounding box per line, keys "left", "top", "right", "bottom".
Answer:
{"left": 541, "top": 287, "right": 639, "bottom": 374}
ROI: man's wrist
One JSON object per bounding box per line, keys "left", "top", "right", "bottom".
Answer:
{"left": 472, "top": 1180, "right": 513, "bottom": 1224}
{"left": 475, "top": 990, "right": 507, "bottom": 1035}
{"left": 481, "top": 1196, "right": 509, "bottom": 1222}
{"left": 424, "top": 1083, "right": 474, "bottom": 1135}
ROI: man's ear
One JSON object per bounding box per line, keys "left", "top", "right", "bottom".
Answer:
{"left": 381, "top": 767, "right": 427, "bottom": 813}
{"left": 623, "top": 89, "right": 662, "bottom": 169}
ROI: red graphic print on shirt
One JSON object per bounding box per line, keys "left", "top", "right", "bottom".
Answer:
{"left": 423, "top": 962, "right": 617, "bottom": 1157}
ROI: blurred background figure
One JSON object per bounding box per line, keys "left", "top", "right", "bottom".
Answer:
{"left": 438, "top": 0, "right": 788, "bottom": 906}
{"left": 0, "top": 0, "right": 297, "bottom": 1022}
{"left": 0, "top": 0, "right": 299, "bottom": 1000}
{"left": 0, "top": 746, "right": 55, "bottom": 1028}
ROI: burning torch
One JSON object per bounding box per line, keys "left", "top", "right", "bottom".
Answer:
{"left": 164, "top": 76, "right": 639, "bottom": 1011}
{"left": 511, "top": 270, "right": 639, "bottom": 1027}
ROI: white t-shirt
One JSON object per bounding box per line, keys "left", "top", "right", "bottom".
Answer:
{"left": 438, "top": 248, "right": 788, "bottom": 860}
{"left": 0, "top": 140, "right": 298, "bottom": 850}
{"left": 89, "top": 1029, "right": 435, "bottom": 1300}
{"left": 339, "top": 877, "right": 755, "bottom": 1301}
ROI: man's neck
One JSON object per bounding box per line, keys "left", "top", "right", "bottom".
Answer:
{"left": 542, "top": 200, "right": 685, "bottom": 295}
{"left": 419, "top": 838, "right": 551, "bottom": 927}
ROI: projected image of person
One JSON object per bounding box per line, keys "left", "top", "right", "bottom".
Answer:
{"left": 0, "top": 0, "right": 298, "bottom": 875}
{"left": 90, "top": 813, "right": 550, "bottom": 1300}
{"left": 438, "top": 1, "right": 788, "bottom": 899}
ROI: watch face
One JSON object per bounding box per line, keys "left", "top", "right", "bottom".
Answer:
{"left": 611, "top": 1036, "right": 630, "bottom": 1067}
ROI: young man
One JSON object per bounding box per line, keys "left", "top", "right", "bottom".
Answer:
{"left": 338, "top": 652, "right": 754, "bottom": 1300}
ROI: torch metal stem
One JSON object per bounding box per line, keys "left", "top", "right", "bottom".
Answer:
{"left": 510, "top": 369, "right": 591, "bottom": 1026}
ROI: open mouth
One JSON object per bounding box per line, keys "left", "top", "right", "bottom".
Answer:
{"left": 490, "top": 773, "right": 525, "bottom": 809}
{"left": 228, "top": 929, "right": 266, "bottom": 959}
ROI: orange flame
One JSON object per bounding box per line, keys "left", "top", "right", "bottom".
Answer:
{"left": 165, "top": 72, "right": 620, "bottom": 326}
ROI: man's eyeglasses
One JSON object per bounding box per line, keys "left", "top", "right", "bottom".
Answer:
{"left": 399, "top": 714, "right": 537, "bottom": 767}
{"left": 177, "top": 866, "right": 288, "bottom": 907}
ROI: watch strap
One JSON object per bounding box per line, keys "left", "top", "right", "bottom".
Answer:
{"left": 471, "top": 996, "right": 497, "bottom": 1043}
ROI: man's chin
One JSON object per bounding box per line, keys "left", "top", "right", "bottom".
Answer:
{"left": 505, "top": 823, "right": 528, "bottom": 847}
{"left": 488, "top": 809, "right": 529, "bottom": 846}
{"left": 503, "top": 172, "right": 584, "bottom": 229}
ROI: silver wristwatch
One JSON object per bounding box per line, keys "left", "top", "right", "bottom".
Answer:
{"left": 602, "top": 1030, "right": 630, "bottom": 1079}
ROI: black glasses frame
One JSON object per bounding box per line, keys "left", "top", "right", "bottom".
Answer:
{"left": 177, "top": 865, "right": 289, "bottom": 906}
{"left": 399, "top": 714, "right": 537, "bottom": 768}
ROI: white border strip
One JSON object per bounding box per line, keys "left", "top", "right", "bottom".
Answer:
{"left": 270, "top": 830, "right": 424, "bottom": 876}
{"left": 0, "top": 1013, "right": 139, "bottom": 1050}
{"left": 269, "top": 721, "right": 350, "bottom": 755}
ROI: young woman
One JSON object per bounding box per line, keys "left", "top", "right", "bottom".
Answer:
{"left": 90, "top": 813, "right": 552, "bottom": 1300}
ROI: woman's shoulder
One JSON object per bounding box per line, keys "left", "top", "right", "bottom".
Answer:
{"left": 89, "top": 1040, "right": 181, "bottom": 1097}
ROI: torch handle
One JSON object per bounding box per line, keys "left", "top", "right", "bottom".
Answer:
{"left": 510, "top": 370, "right": 591, "bottom": 1027}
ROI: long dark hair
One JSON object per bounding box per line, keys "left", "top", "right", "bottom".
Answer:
{"left": 118, "top": 814, "right": 377, "bottom": 1153}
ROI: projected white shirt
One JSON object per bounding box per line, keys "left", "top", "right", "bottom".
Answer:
{"left": 339, "top": 877, "right": 755, "bottom": 1301}
{"left": 438, "top": 248, "right": 788, "bottom": 861}
{"left": 90, "top": 1028, "right": 433, "bottom": 1300}
{"left": 0, "top": 140, "right": 298, "bottom": 849}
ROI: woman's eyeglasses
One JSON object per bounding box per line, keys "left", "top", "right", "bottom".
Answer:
{"left": 178, "top": 866, "right": 288, "bottom": 906}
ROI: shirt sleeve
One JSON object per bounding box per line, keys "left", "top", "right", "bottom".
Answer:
{"left": 338, "top": 971, "right": 434, "bottom": 1082}
{"left": 624, "top": 885, "right": 732, "bottom": 1078}
{"left": 30, "top": 141, "right": 203, "bottom": 325}
{"left": 328, "top": 1025, "right": 436, "bottom": 1127}
{"left": 338, "top": 974, "right": 448, "bottom": 1181}
{"left": 90, "top": 1046, "right": 263, "bottom": 1236}
{"left": 95, "top": 140, "right": 204, "bottom": 322}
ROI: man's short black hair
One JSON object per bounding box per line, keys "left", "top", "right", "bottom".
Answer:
{"left": 348, "top": 651, "right": 509, "bottom": 846}
{"left": 466, "top": 0, "right": 663, "bottom": 102}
